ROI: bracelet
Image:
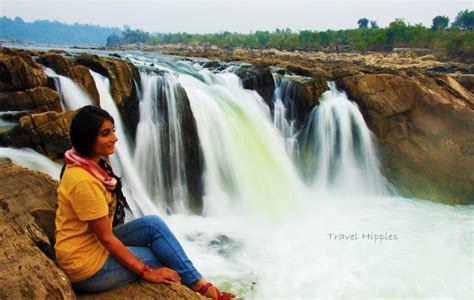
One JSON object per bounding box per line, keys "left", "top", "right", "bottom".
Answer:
{"left": 139, "top": 264, "right": 151, "bottom": 277}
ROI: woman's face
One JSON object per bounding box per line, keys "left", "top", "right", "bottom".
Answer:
{"left": 92, "top": 119, "right": 118, "bottom": 157}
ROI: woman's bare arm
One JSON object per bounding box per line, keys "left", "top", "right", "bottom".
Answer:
{"left": 88, "top": 217, "right": 181, "bottom": 284}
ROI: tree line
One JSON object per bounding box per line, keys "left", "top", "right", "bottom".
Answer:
{"left": 107, "top": 10, "right": 473, "bottom": 57}
{"left": 0, "top": 16, "right": 121, "bottom": 45}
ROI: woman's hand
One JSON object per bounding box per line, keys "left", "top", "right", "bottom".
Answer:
{"left": 142, "top": 267, "right": 181, "bottom": 284}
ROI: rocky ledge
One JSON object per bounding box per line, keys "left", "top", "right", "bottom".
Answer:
{"left": 0, "top": 162, "right": 206, "bottom": 299}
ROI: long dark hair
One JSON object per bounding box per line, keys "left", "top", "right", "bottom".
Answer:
{"left": 63, "top": 105, "right": 129, "bottom": 226}
{"left": 70, "top": 105, "right": 115, "bottom": 157}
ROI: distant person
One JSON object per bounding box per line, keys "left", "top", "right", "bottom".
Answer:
{"left": 55, "top": 105, "right": 235, "bottom": 299}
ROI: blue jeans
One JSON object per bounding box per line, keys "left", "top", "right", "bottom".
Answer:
{"left": 72, "top": 215, "right": 202, "bottom": 293}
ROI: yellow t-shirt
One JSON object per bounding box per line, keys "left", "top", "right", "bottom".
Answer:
{"left": 55, "top": 166, "right": 116, "bottom": 282}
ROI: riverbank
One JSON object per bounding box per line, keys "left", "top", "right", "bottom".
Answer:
{"left": 109, "top": 43, "right": 472, "bottom": 76}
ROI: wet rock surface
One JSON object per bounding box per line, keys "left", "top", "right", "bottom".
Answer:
{"left": 233, "top": 64, "right": 275, "bottom": 106}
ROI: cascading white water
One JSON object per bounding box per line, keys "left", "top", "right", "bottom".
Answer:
{"left": 0, "top": 147, "right": 61, "bottom": 179}
{"left": 176, "top": 66, "right": 307, "bottom": 222}
{"left": 134, "top": 72, "right": 167, "bottom": 207}
{"left": 42, "top": 67, "right": 93, "bottom": 111}
{"left": 89, "top": 70, "right": 159, "bottom": 217}
{"left": 272, "top": 76, "right": 299, "bottom": 157}
{"left": 134, "top": 71, "right": 189, "bottom": 213}
{"left": 300, "top": 82, "right": 388, "bottom": 196}
{"left": 2, "top": 48, "right": 472, "bottom": 299}
{"left": 21, "top": 65, "right": 160, "bottom": 217}
{"left": 157, "top": 59, "right": 472, "bottom": 299}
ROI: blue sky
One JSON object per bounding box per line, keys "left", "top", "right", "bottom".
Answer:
{"left": 1, "top": 0, "right": 472, "bottom": 33}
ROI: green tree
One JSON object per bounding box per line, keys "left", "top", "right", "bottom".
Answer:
{"left": 432, "top": 15, "right": 449, "bottom": 30}
{"left": 358, "top": 18, "right": 369, "bottom": 29}
{"left": 452, "top": 9, "right": 474, "bottom": 30}
{"left": 370, "top": 21, "right": 379, "bottom": 29}
{"left": 106, "top": 33, "right": 121, "bottom": 46}
{"left": 387, "top": 18, "right": 409, "bottom": 46}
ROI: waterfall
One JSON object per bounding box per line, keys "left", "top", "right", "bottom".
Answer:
{"left": 90, "top": 70, "right": 159, "bottom": 217}
{"left": 27, "top": 65, "right": 161, "bottom": 216}
{"left": 134, "top": 71, "right": 189, "bottom": 214}
{"left": 176, "top": 67, "right": 307, "bottom": 222}
{"left": 42, "top": 67, "right": 93, "bottom": 111}
{"left": 134, "top": 73, "right": 166, "bottom": 207}
{"left": 299, "top": 82, "right": 388, "bottom": 195}
{"left": 1, "top": 48, "right": 472, "bottom": 299}
{"left": 272, "top": 76, "right": 299, "bottom": 157}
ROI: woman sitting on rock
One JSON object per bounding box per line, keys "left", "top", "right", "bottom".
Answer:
{"left": 55, "top": 105, "right": 234, "bottom": 299}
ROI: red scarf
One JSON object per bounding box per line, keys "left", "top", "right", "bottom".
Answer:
{"left": 64, "top": 148, "right": 117, "bottom": 191}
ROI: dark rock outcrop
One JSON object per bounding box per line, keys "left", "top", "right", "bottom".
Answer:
{"left": 0, "top": 87, "right": 62, "bottom": 113}
{"left": 0, "top": 163, "right": 207, "bottom": 299}
{"left": 0, "top": 52, "right": 49, "bottom": 92}
{"left": 75, "top": 54, "right": 141, "bottom": 139}
{"left": 338, "top": 73, "right": 474, "bottom": 204}
{"left": 0, "top": 111, "right": 75, "bottom": 161}
{"left": 200, "top": 60, "right": 229, "bottom": 72}
{"left": 37, "top": 54, "right": 100, "bottom": 105}
{"left": 275, "top": 75, "right": 329, "bottom": 125}
{"left": 177, "top": 85, "right": 204, "bottom": 212}
{"left": 152, "top": 81, "right": 204, "bottom": 213}
{"left": 234, "top": 65, "right": 275, "bottom": 106}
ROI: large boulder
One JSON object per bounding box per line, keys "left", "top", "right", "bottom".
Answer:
{"left": 0, "top": 163, "right": 207, "bottom": 299}
{"left": 338, "top": 73, "right": 474, "bottom": 204}
{"left": 74, "top": 54, "right": 140, "bottom": 139}
{"left": 234, "top": 64, "right": 275, "bottom": 106}
{"left": 0, "top": 87, "right": 62, "bottom": 113}
{"left": 0, "top": 111, "right": 76, "bottom": 161}
{"left": 37, "top": 54, "right": 100, "bottom": 105}
{"left": 176, "top": 85, "right": 203, "bottom": 212}
{"left": 0, "top": 163, "right": 74, "bottom": 299}
{"left": 0, "top": 52, "right": 49, "bottom": 92}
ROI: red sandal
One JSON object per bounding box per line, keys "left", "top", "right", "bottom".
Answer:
{"left": 198, "top": 282, "right": 233, "bottom": 300}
